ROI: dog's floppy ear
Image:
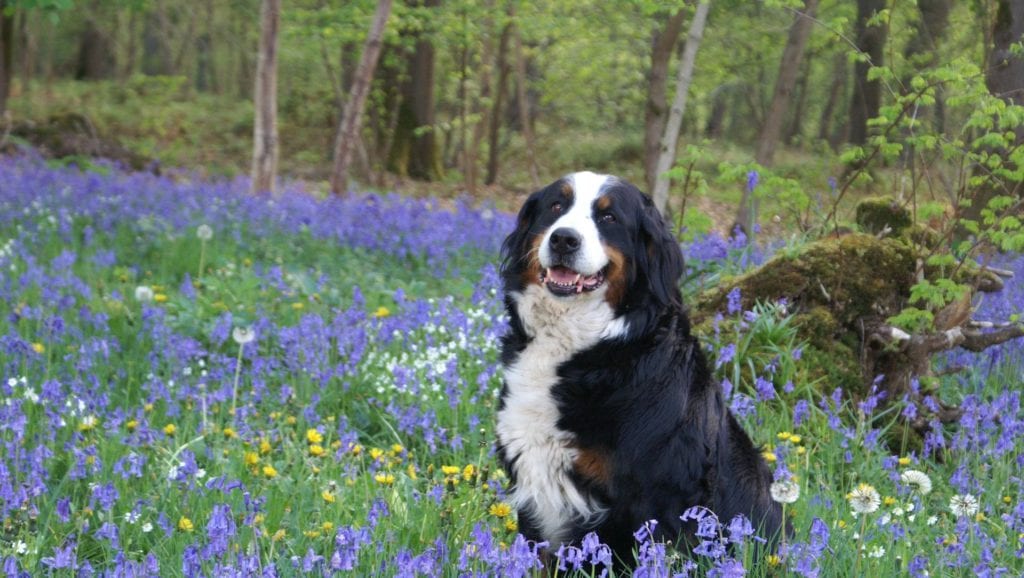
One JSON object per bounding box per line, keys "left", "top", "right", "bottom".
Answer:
{"left": 500, "top": 192, "right": 540, "bottom": 277}
{"left": 639, "top": 194, "right": 684, "bottom": 308}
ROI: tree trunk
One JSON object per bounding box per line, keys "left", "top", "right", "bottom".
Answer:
{"left": 818, "top": 51, "right": 847, "bottom": 148}
{"left": 389, "top": 0, "right": 443, "bottom": 181}
{"left": 644, "top": 9, "right": 687, "bottom": 193}
{"left": 485, "top": 20, "right": 511, "bottom": 186}
{"left": 784, "top": 54, "right": 812, "bottom": 145}
{"left": 962, "top": 0, "right": 1024, "bottom": 226}
{"left": 0, "top": 0, "right": 14, "bottom": 116}
{"left": 330, "top": 0, "right": 392, "bottom": 195}
{"left": 250, "top": 0, "right": 280, "bottom": 195}
{"left": 511, "top": 6, "right": 540, "bottom": 189}
{"left": 848, "top": 0, "right": 888, "bottom": 146}
{"left": 754, "top": 0, "right": 817, "bottom": 166}
{"left": 735, "top": 0, "right": 818, "bottom": 236}
{"left": 651, "top": 0, "right": 712, "bottom": 214}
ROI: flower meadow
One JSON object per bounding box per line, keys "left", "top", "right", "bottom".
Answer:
{"left": 1, "top": 155, "right": 1023, "bottom": 577}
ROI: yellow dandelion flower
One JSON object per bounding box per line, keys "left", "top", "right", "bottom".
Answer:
{"left": 163, "top": 423, "right": 177, "bottom": 436}
{"left": 272, "top": 529, "right": 286, "bottom": 542}
{"left": 766, "top": 554, "right": 781, "bottom": 567}
{"left": 31, "top": 342, "right": 45, "bottom": 354}
{"left": 331, "top": 440, "right": 342, "bottom": 449}
{"left": 286, "top": 415, "right": 297, "bottom": 425}
{"left": 309, "top": 444, "right": 325, "bottom": 457}
{"left": 1004, "top": 496, "right": 1013, "bottom": 504}
{"left": 253, "top": 514, "right": 264, "bottom": 526}
{"left": 311, "top": 465, "right": 321, "bottom": 474}
{"left": 259, "top": 438, "right": 273, "bottom": 455}
{"left": 374, "top": 472, "right": 395, "bottom": 485}
{"left": 776, "top": 431, "right": 792, "bottom": 441}
{"left": 789, "top": 435, "right": 802, "bottom": 444}
{"left": 762, "top": 450, "right": 777, "bottom": 463}
{"left": 126, "top": 419, "right": 138, "bottom": 431}
{"left": 244, "top": 451, "right": 260, "bottom": 467}
{"left": 306, "top": 429, "right": 324, "bottom": 444}
{"left": 837, "top": 520, "right": 847, "bottom": 529}
{"left": 291, "top": 302, "right": 305, "bottom": 310}
{"left": 321, "top": 490, "right": 336, "bottom": 504}
{"left": 883, "top": 496, "right": 897, "bottom": 507}
{"left": 369, "top": 447, "right": 385, "bottom": 460}
{"left": 504, "top": 519, "right": 518, "bottom": 532}
{"left": 154, "top": 293, "right": 168, "bottom": 303}
{"left": 489, "top": 503, "right": 512, "bottom": 518}
{"left": 303, "top": 530, "right": 320, "bottom": 538}
{"left": 223, "top": 427, "right": 237, "bottom": 439}
{"left": 441, "top": 465, "right": 460, "bottom": 476}
{"left": 390, "top": 444, "right": 405, "bottom": 456}
{"left": 262, "top": 464, "right": 278, "bottom": 478}
{"left": 796, "top": 446, "right": 806, "bottom": 455}
{"left": 178, "top": 517, "right": 194, "bottom": 532}
{"left": 374, "top": 306, "right": 391, "bottom": 318}
{"left": 975, "top": 512, "right": 986, "bottom": 522}
{"left": 463, "top": 464, "right": 477, "bottom": 481}
{"left": 349, "top": 443, "right": 363, "bottom": 456}
{"left": 407, "top": 464, "right": 418, "bottom": 480}
{"left": 321, "top": 521, "right": 334, "bottom": 532}
{"left": 144, "top": 403, "right": 154, "bottom": 412}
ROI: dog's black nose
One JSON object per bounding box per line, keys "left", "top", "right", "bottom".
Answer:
{"left": 549, "top": 227, "right": 582, "bottom": 255}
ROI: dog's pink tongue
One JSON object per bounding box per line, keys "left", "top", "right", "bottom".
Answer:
{"left": 546, "top": 266, "right": 578, "bottom": 284}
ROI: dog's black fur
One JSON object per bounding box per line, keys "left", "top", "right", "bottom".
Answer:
{"left": 496, "top": 174, "right": 783, "bottom": 564}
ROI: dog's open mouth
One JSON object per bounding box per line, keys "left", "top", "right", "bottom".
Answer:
{"left": 540, "top": 265, "right": 606, "bottom": 296}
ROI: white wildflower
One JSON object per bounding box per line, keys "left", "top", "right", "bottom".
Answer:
{"left": 196, "top": 224, "right": 213, "bottom": 241}
{"left": 900, "top": 470, "right": 933, "bottom": 496}
{"left": 848, "top": 483, "right": 881, "bottom": 514}
{"left": 770, "top": 480, "right": 801, "bottom": 504}
{"left": 232, "top": 327, "right": 255, "bottom": 345}
{"left": 135, "top": 286, "right": 155, "bottom": 302}
{"left": 949, "top": 494, "right": 979, "bottom": 518}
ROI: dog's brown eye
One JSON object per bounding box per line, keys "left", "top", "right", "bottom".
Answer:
{"left": 599, "top": 213, "right": 616, "bottom": 224}
{"left": 551, "top": 202, "right": 563, "bottom": 213}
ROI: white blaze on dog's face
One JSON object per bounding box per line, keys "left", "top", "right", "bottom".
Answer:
{"left": 536, "top": 171, "right": 612, "bottom": 296}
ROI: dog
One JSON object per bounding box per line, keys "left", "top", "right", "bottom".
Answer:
{"left": 495, "top": 172, "right": 783, "bottom": 564}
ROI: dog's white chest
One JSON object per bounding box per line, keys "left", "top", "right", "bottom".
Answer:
{"left": 496, "top": 285, "right": 625, "bottom": 544}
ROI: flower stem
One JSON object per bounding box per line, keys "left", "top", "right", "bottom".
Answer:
{"left": 198, "top": 239, "right": 206, "bottom": 280}
{"left": 232, "top": 342, "right": 244, "bottom": 426}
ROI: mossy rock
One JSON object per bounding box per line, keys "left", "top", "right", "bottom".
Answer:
{"left": 691, "top": 234, "right": 920, "bottom": 398}
{"left": 7, "top": 112, "right": 152, "bottom": 171}
{"left": 694, "top": 233, "right": 917, "bottom": 328}
{"left": 855, "top": 196, "right": 913, "bottom": 235}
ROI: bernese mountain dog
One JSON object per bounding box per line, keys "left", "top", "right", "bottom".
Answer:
{"left": 496, "top": 171, "right": 783, "bottom": 564}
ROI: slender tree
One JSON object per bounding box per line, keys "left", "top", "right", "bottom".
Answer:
{"left": 848, "top": 0, "right": 887, "bottom": 146}
{"left": 735, "top": 0, "right": 818, "bottom": 235}
{"left": 330, "top": 0, "right": 392, "bottom": 195}
{"left": 389, "top": 0, "right": 443, "bottom": 182}
{"left": 485, "top": 18, "right": 511, "bottom": 186}
{"left": 644, "top": 8, "right": 687, "bottom": 193}
{"left": 0, "top": 0, "right": 16, "bottom": 116}
{"left": 651, "top": 0, "right": 711, "bottom": 214}
{"left": 962, "top": 0, "right": 1024, "bottom": 225}
{"left": 510, "top": 4, "right": 539, "bottom": 189}
{"left": 250, "top": 0, "right": 280, "bottom": 195}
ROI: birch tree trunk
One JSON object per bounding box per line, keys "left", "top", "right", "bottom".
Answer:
{"left": 651, "top": 0, "right": 711, "bottom": 212}
{"left": 250, "top": 0, "right": 280, "bottom": 195}
{"left": 644, "top": 9, "right": 687, "bottom": 193}
{"left": 330, "top": 0, "right": 392, "bottom": 195}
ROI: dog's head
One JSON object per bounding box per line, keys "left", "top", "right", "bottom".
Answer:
{"left": 501, "top": 172, "right": 684, "bottom": 313}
